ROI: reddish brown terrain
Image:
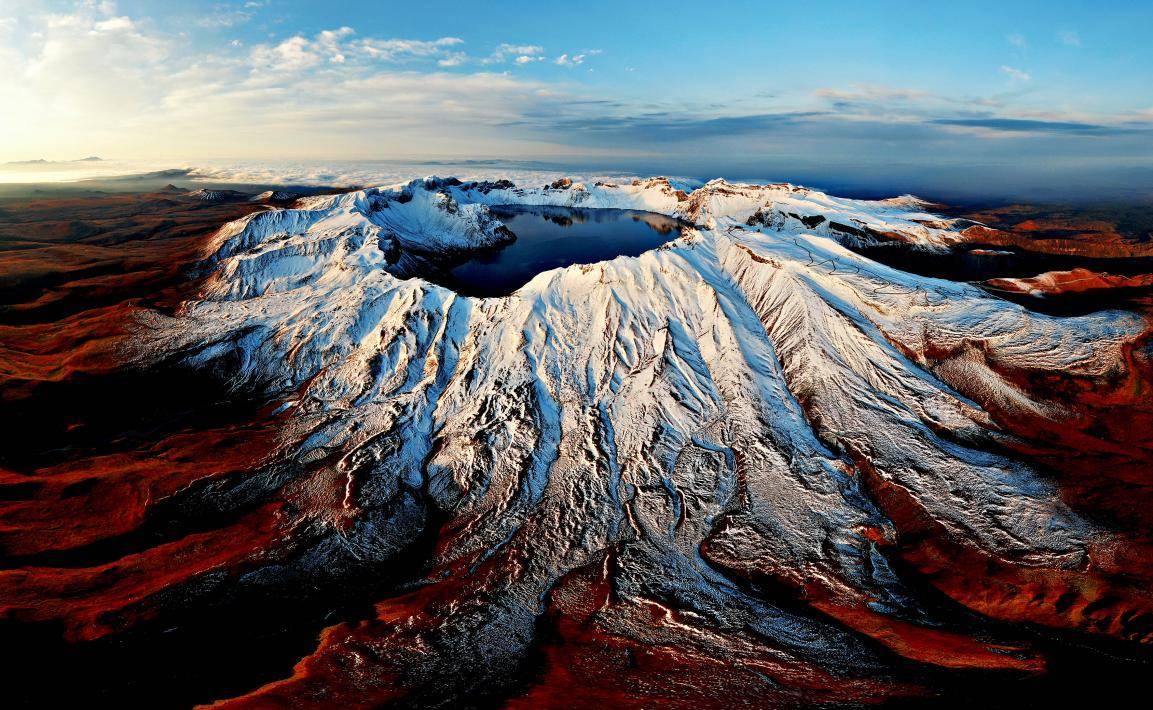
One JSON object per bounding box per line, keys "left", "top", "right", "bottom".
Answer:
{"left": 0, "top": 190, "right": 304, "bottom": 700}
{"left": 0, "top": 190, "right": 1151, "bottom": 708}
{"left": 953, "top": 202, "right": 1153, "bottom": 258}
{"left": 969, "top": 205, "right": 1153, "bottom": 311}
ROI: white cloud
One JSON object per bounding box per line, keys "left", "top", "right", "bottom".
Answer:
{"left": 317, "top": 27, "right": 355, "bottom": 46}
{"left": 93, "top": 15, "right": 133, "bottom": 31}
{"left": 315, "top": 26, "right": 354, "bottom": 62}
{"left": 358, "top": 36, "right": 464, "bottom": 62}
{"left": 0, "top": 5, "right": 584, "bottom": 161}
{"left": 481, "top": 43, "right": 544, "bottom": 65}
{"left": 196, "top": 4, "right": 259, "bottom": 29}
{"left": 554, "top": 50, "right": 600, "bottom": 66}
{"left": 555, "top": 53, "right": 585, "bottom": 66}
{"left": 1000, "top": 65, "right": 1031, "bottom": 83}
{"left": 246, "top": 30, "right": 467, "bottom": 72}
{"left": 496, "top": 43, "right": 543, "bottom": 57}
{"left": 814, "top": 84, "right": 932, "bottom": 103}
{"left": 250, "top": 35, "right": 322, "bottom": 71}
{"left": 1057, "top": 30, "right": 1082, "bottom": 47}
{"left": 5, "top": 1, "right": 1135, "bottom": 171}
{"left": 438, "top": 52, "right": 467, "bottom": 67}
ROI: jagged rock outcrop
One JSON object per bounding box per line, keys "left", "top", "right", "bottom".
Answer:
{"left": 189, "top": 188, "right": 251, "bottom": 202}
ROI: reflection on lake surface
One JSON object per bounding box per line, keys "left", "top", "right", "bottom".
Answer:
{"left": 429, "top": 205, "right": 686, "bottom": 297}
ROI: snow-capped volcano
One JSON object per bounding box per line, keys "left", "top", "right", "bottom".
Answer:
{"left": 136, "top": 176, "right": 1149, "bottom": 706}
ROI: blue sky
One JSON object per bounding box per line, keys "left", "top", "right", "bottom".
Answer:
{"left": 2, "top": 0, "right": 1152, "bottom": 196}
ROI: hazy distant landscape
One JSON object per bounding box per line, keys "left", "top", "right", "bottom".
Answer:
{"left": 5, "top": 156, "right": 1153, "bottom": 203}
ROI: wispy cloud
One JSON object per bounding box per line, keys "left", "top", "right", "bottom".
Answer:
{"left": 3, "top": 0, "right": 1150, "bottom": 190}
{"left": 0, "top": 4, "right": 575, "bottom": 159}
{"left": 93, "top": 15, "right": 134, "bottom": 32}
{"left": 530, "top": 111, "right": 829, "bottom": 144}
{"left": 1006, "top": 32, "right": 1027, "bottom": 49}
{"left": 555, "top": 50, "right": 600, "bottom": 67}
{"left": 554, "top": 53, "right": 585, "bottom": 66}
{"left": 483, "top": 43, "right": 545, "bottom": 65}
{"left": 1000, "top": 65, "right": 1031, "bottom": 83}
{"left": 929, "top": 117, "right": 1132, "bottom": 135}
{"left": 1057, "top": 30, "right": 1082, "bottom": 47}
{"left": 196, "top": 2, "right": 263, "bottom": 29}
{"left": 358, "top": 36, "right": 465, "bottom": 62}
{"left": 248, "top": 31, "right": 468, "bottom": 69}
{"left": 246, "top": 33, "right": 552, "bottom": 70}
{"left": 814, "top": 85, "right": 932, "bottom": 103}
{"left": 811, "top": 82, "right": 1017, "bottom": 122}
{"left": 813, "top": 84, "right": 937, "bottom": 116}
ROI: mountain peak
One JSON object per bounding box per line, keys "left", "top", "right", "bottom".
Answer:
{"left": 133, "top": 176, "right": 1144, "bottom": 705}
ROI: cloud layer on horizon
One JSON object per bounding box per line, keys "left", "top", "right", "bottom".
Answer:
{"left": 1, "top": 0, "right": 1150, "bottom": 185}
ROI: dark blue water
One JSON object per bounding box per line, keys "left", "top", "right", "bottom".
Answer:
{"left": 435, "top": 205, "right": 685, "bottom": 297}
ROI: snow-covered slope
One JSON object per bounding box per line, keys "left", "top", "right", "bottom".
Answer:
{"left": 140, "top": 176, "right": 1146, "bottom": 701}
{"left": 457, "top": 176, "right": 970, "bottom": 248}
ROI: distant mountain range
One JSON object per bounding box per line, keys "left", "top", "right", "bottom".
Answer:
{"left": 4, "top": 156, "right": 103, "bottom": 164}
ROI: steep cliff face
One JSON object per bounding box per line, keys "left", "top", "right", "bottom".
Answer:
{"left": 116, "top": 177, "right": 1151, "bottom": 705}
